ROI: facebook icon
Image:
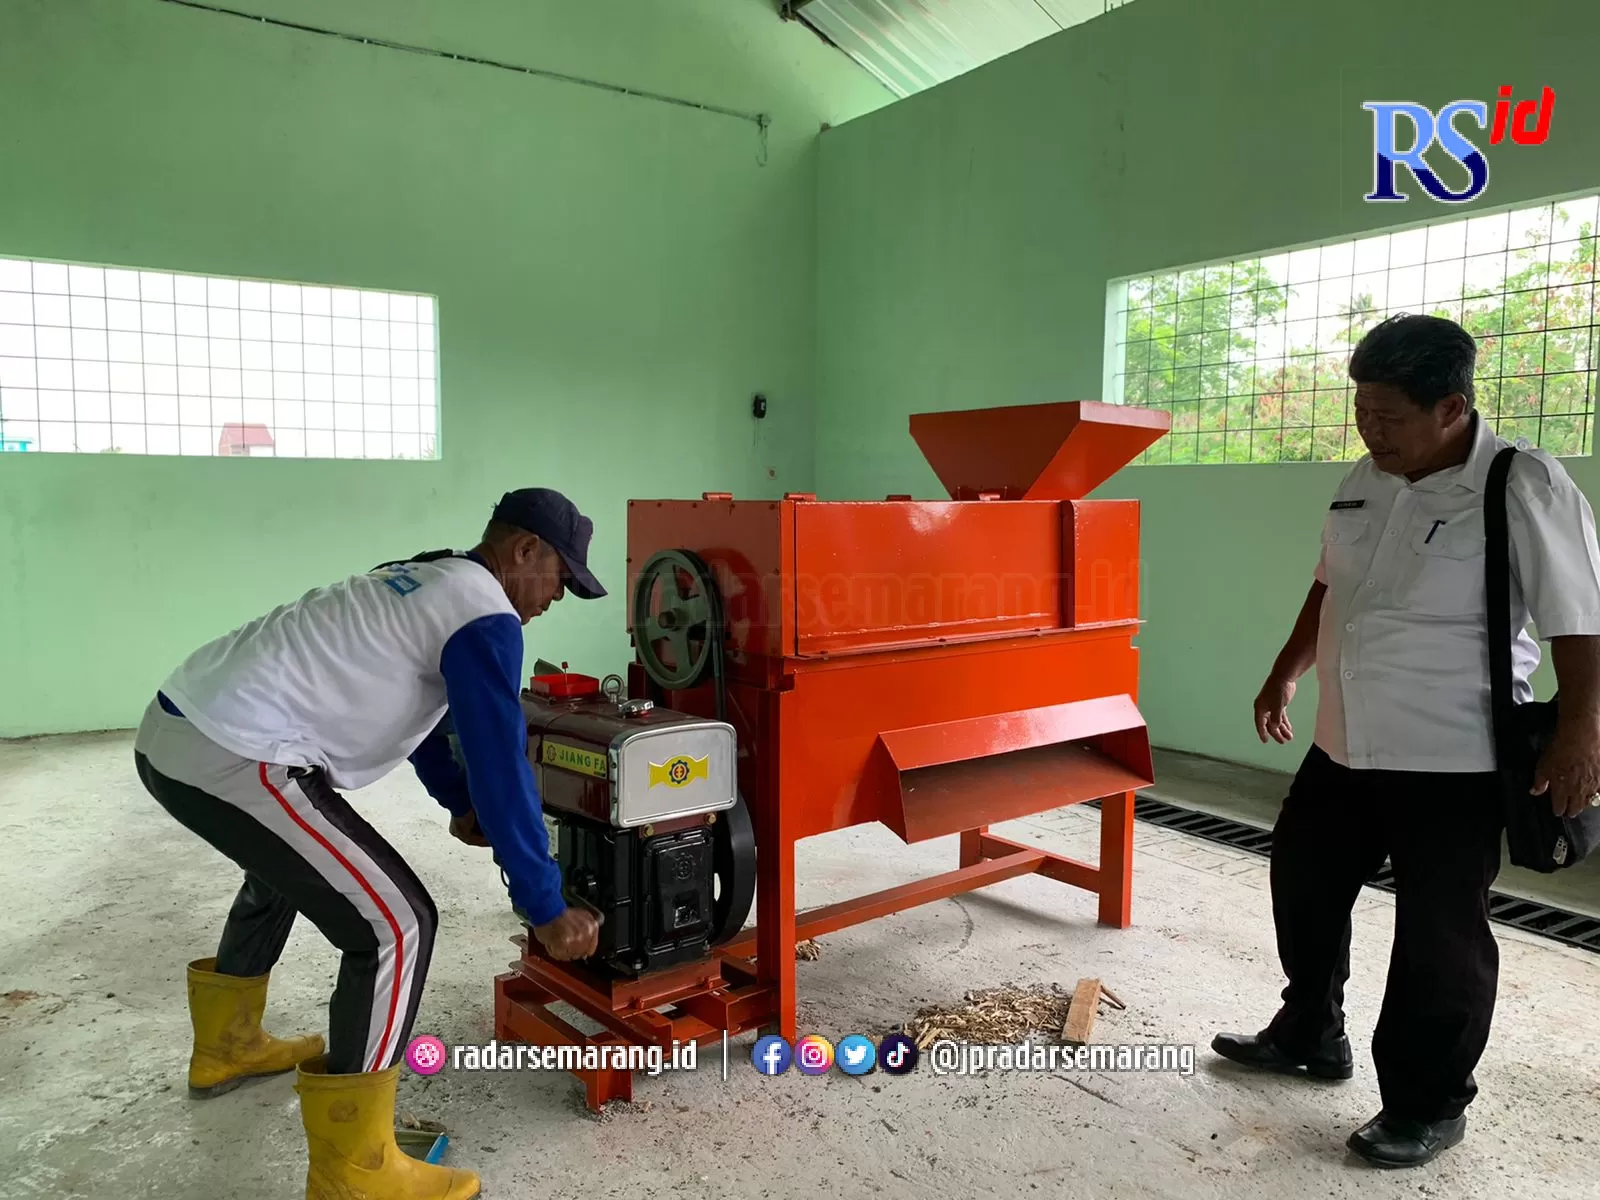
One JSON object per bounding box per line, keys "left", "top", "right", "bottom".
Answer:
{"left": 752, "top": 1035, "right": 793, "bottom": 1076}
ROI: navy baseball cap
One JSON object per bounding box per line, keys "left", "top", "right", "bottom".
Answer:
{"left": 491, "top": 488, "right": 606, "bottom": 600}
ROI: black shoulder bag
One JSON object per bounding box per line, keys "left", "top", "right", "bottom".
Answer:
{"left": 1485, "top": 445, "right": 1600, "bottom": 871}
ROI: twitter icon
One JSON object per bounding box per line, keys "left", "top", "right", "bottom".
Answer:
{"left": 836, "top": 1035, "right": 877, "bottom": 1076}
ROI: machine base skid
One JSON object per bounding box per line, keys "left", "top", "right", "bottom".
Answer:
{"left": 492, "top": 803, "right": 1133, "bottom": 1111}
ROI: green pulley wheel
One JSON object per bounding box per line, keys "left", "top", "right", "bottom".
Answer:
{"left": 631, "top": 549, "right": 718, "bottom": 690}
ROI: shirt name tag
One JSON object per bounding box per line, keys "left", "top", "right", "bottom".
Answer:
{"left": 1330, "top": 499, "right": 1366, "bottom": 510}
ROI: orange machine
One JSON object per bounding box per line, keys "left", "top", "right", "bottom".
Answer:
{"left": 494, "top": 400, "right": 1170, "bottom": 1108}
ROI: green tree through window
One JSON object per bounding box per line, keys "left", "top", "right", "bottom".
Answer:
{"left": 1116, "top": 197, "right": 1598, "bottom": 464}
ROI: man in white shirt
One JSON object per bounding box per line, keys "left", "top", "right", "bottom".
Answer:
{"left": 134, "top": 488, "right": 605, "bottom": 1200}
{"left": 1211, "top": 314, "right": 1600, "bottom": 1167}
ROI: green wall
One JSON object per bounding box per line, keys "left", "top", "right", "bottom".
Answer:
{"left": 816, "top": 0, "right": 1600, "bottom": 772}
{"left": 0, "top": 0, "right": 887, "bottom": 737}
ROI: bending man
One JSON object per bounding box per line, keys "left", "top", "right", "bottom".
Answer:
{"left": 134, "top": 487, "right": 604, "bottom": 1200}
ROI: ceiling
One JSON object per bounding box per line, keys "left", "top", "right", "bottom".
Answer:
{"left": 785, "top": 0, "right": 1137, "bottom": 99}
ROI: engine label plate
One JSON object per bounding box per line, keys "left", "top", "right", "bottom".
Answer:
{"left": 541, "top": 740, "right": 609, "bottom": 780}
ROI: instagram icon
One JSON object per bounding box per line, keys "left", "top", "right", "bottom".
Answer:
{"left": 794, "top": 1035, "right": 835, "bottom": 1076}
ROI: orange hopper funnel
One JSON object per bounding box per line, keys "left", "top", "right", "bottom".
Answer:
{"left": 909, "top": 401, "right": 1171, "bottom": 501}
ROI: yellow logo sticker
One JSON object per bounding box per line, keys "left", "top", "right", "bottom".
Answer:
{"left": 649, "top": 755, "right": 709, "bottom": 789}
{"left": 541, "top": 741, "right": 608, "bottom": 780}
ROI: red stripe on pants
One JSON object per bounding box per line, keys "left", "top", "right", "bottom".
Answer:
{"left": 257, "top": 762, "right": 407, "bottom": 1071}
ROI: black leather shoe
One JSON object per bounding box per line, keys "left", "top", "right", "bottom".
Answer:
{"left": 1347, "top": 1111, "right": 1466, "bottom": 1168}
{"left": 1210, "top": 1030, "right": 1354, "bottom": 1080}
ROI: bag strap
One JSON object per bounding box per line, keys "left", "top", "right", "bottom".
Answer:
{"left": 1484, "top": 445, "right": 1518, "bottom": 744}
{"left": 371, "top": 548, "right": 462, "bottom": 572}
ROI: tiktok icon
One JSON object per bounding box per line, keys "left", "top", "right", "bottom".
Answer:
{"left": 877, "top": 1033, "right": 919, "bottom": 1076}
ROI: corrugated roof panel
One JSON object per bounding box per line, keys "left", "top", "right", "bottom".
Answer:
{"left": 797, "top": 0, "right": 1135, "bottom": 99}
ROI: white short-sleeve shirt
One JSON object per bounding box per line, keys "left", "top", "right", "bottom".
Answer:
{"left": 1313, "top": 412, "right": 1600, "bottom": 772}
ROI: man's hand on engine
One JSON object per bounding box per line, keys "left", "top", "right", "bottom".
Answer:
{"left": 449, "top": 810, "right": 491, "bottom": 847}
{"left": 534, "top": 908, "right": 600, "bottom": 961}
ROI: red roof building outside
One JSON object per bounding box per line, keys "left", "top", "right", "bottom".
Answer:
{"left": 218, "top": 423, "right": 275, "bottom": 456}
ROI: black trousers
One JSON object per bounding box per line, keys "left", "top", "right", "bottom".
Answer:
{"left": 135, "top": 748, "right": 437, "bottom": 1074}
{"left": 1265, "top": 745, "right": 1503, "bottom": 1121}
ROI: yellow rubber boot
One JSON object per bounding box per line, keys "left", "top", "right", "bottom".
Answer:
{"left": 296, "top": 1054, "right": 480, "bottom": 1200}
{"left": 186, "top": 957, "right": 326, "bottom": 1096}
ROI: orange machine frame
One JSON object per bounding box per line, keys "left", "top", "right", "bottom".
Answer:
{"left": 495, "top": 401, "right": 1170, "bottom": 1109}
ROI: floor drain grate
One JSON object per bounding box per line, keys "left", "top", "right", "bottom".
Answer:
{"left": 1082, "top": 794, "right": 1600, "bottom": 955}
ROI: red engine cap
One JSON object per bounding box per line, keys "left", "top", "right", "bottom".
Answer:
{"left": 529, "top": 672, "right": 603, "bottom": 700}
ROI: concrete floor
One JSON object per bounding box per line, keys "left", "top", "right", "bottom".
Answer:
{"left": 4, "top": 731, "right": 1600, "bottom": 1200}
